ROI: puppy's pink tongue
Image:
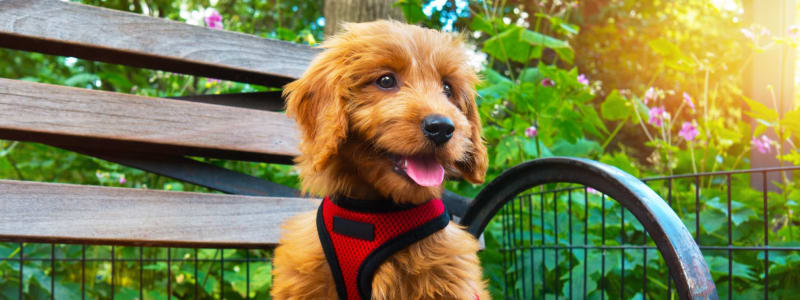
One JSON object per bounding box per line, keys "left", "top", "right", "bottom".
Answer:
{"left": 403, "top": 156, "right": 444, "bottom": 187}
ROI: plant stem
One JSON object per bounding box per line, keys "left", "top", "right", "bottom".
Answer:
{"left": 689, "top": 142, "right": 698, "bottom": 174}
{"left": 630, "top": 97, "right": 655, "bottom": 143}
{"left": 534, "top": 115, "right": 541, "bottom": 158}
{"left": 600, "top": 119, "right": 626, "bottom": 151}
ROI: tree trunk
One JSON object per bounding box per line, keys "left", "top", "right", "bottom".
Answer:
{"left": 324, "top": 0, "right": 404, "bottom": 37}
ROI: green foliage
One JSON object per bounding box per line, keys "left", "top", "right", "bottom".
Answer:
{"left": 3, "top": 0, "right": 800, "bottom": 298}
{"left": 399, "top": 0, "right": 800, "bottom": 298}
{"left": 394, "top": 0, "right": 427, "bottom": 24}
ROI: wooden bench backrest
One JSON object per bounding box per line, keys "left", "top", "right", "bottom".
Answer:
{"left": 0, "top": 0, "right": 321, "bottom": 247}
{"left": 0, "top": 0, "right": 472, "bottom": 248}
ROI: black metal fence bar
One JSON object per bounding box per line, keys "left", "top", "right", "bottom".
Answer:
{"left": 583, "top": 188, "right": 587, "bottom": 300}
{"left": 600, "top": 194, "right": 605, "bottom": 300}
{"left": 194, "top": 248, "right": 199, "bottom": 300}
{"left": 553, "top": 191, "right": 559, "bottom": 300}
{"left": 568, "top": 190, "right": 573, "bottom": 300}
{"left": 726, "top": 173, "right": 732, "bottom": 300}
{"left": 111, "top": 245, "right": 115, "bottom": 300}
{"left": 666, "top": 177, "right": 673, "bottom": 299}
{"left": 527, "top": 194, "right": 535, "bottom": 300}
{"left": 140, "top": 246, "right": 144, "bottom": 300}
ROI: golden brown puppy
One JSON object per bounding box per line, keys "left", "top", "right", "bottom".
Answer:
{"left": 271, "top": 20, "right": 490, "bottom": 300}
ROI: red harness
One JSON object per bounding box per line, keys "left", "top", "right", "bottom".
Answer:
{"left": 316, "top": 196, "right": 450, "bottom": 300}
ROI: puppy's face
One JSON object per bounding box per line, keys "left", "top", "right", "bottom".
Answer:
{"left": 285, "top": 21, "right": 488, "bottom": 205}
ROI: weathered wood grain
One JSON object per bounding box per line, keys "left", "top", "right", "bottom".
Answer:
{"left": 0, "top": 180, "right": 319, "bottom": 247}
{"left": 0, "top": 0, "right": 320, "bottom": 87}
{"left": 0, "top": 78, "right": 301, "bottom": 163}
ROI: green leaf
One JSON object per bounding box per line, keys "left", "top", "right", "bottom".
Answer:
{"left": 742, "top": 96, "right": 778, "bottom": 122}
{"left": 64, "top": 73, "right": 99, "bottom": 87}
{"left": 780, "top": 109, "right": 800, "bottom": 136}
{"left": 705, "top": 256, "right": 752, "bottom": 278}
{"left": 520, "top": 29, "right": 571, "bottom": 49}
{"left": 483, "top": 26, "right": 531, "bottom": 63}
{"left": 394, "top": 0, "right": 427, "bottom": 24}
{"left": 579, "top": 105, "right": 609, "bottom": 136}
{"left": 535, "top": 12, "right": 580, "bottom": 35}
{"left": 648, "top": 38, "right": 683, "bottom": 59}
{"left": 599, "top": 152, "right": 640, "bottom": 177}
{"left": 98, "top": 71, "right": 133, "bottom": 92}
{"left": 518, "top": 67, "right": 541, "bottom": 83}
{"left": 469, "top": 14, "right": 495, "bottom": 34}
{"left": 601, "top": 90, "right": 630, "bottom": 121}
{"left": 478, "top": 69, "right": 514, "bottom": 99}
{"left": 558, "top": 22, "right": 580, "bottom": 35}
{"left": 482, "top": 68, "right": 513, "bottom": 85}
{"left": 522, "top": 137, "right": 551, "bottom": 157}
{"left": 550, "top": 138, "right": 601, "bottom": 157}
{"left": 554, "top": 47, "right": 575, "bottom": 64}
{"left": 648, "top": 38, "right": 696, "bottom": 72}
{"left": 519, "top": 30, "right": 574, "bottom": 63}
{"left": 700, "top": 209, "right": 727, "bottom": 233}
{"left": 494, "top": 136, "right": 514, "bottom": 164}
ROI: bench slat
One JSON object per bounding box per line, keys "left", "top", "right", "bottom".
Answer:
{"left": 0, "top": 78, "right": 301, "bottom": 163}
{"left": 0, "top": 0, "right": 319, "bottom": 86}
{"left": 0, "top": 180, "right": 318, "bottom": 247}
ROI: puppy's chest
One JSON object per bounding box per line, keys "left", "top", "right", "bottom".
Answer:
{"left": 317, "top": 197, "right": 450, "bottom": 300}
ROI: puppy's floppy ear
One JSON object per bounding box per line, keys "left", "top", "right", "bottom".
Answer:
{"left": 284, "top": 51, "right": 348, "bottom": 172}
{"left": 456, "top": 87, "right": 489, "bottom": 184}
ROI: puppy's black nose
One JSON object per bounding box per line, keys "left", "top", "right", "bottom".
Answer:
{"left": 421, "top": 114, "right": 455, "bottom": 145}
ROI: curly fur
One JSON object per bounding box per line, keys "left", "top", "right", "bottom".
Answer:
{"left": 272, "top": 20, "right": 490, "bottom": 300}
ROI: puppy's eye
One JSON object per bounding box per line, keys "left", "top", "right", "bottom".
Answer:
{"left": 443, "top": 82, "right": 453, "bottom": 98}
{"left": 376, "top": 74, "right": 397, "bottom": 89}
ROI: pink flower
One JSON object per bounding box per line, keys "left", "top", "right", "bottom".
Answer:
{"left": 648, "top": 106, "right": 667, "bottom": 127}
{"left": 119, "top": 175, "right": 126, "bottom": 184}
{"left": 679, "top": 122, "right": 698, "bottom": 142}
{"left": 204, "top": 8, "right": 223, "bottom": 30}
{"left": 577, "top": 74, "right": 589, "bottom": 85}
{"left": 751, "top": 135, "right": 773, "bottom": 154}
{"left": 587, "top": 187, "right": 601, "bottom": 195}
{"left": 644, "top": 87, "right": 656, "bottom": 104}
{"left": 540, "top": 78, "right": 554, "bottom": 87}
{"left": 525, "top": 126, "right": 538, "bottom": 138}
{"left": 683, "top": 92, "right": 695, "bottom": 111}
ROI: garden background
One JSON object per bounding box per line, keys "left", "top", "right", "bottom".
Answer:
{"left": 1, "top": 0, "right": 800, "bottom": 299}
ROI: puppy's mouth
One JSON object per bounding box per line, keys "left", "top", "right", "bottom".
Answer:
{"left": 391, "top": 154, "right": 444, "bottom": 187}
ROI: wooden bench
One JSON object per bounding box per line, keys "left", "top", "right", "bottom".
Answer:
{"left": 0, "top": 1, "right": 717, "bottom": 298}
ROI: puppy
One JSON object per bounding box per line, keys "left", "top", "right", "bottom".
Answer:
{"left": 271, "top": 20, "right": 490, "bottom": 300}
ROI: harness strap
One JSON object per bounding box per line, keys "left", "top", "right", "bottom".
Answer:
{"left": 317, "top": 196, "right": 449, "bottom": 300}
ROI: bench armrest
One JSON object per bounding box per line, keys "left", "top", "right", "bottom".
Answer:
{"left": 460, "top": 157, "right": 717, "bottom": 300}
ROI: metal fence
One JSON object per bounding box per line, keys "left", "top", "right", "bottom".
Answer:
{"left": 0, "top": 244, "right": 272, "bottom": 300}
{"left": 493, "top": 166, "right": 800, "bottom": 300}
